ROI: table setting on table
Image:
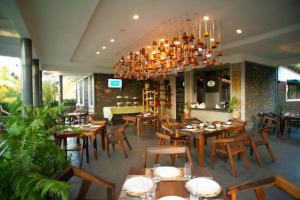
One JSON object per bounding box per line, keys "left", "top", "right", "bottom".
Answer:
{"left": 119, "top": 163, "right": 223, "bottom": 200}
{"left": 179, "top": 121, "right": 233, "bottom": 134}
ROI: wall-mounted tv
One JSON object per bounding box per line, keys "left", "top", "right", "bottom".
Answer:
{"left": 108, "top": 79, "right": 122, "bottom": 88}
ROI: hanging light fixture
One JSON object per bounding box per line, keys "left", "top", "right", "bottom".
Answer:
{"left": 114, "top": 15, "right": 223, "bottom": 80}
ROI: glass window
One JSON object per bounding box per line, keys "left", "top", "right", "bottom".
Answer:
{"left": 287, "top": 80, "right": 300, "bottom": 101}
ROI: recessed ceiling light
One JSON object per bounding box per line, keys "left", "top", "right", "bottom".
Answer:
{"left": 210, "top": 38, "right": 215, "bottom": 42}
{"left": 203, "top": 16, "right": 209, "bottom": 21}
{"left": 110, "top": 38, "right": 115, "bottom": 42}
{"left": 133, "top": 14, "right": 139, "bottom": 20}
{"left": 102, "top": 46, "right": 106, "bottom": 49}
{"left": 96, "top": 51, "right": 100, "bottom": 55}
{"left": 236, "top": 29, "right": 242, "bottom": 34}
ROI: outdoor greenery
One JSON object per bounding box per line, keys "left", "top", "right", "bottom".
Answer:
{"left": 0, "top": 67, "right": 21, "bottom": 109}
{"left": 0, "top": 104, "right": 71, "bottom": 200}
{"left": 62, "top": 99, "right": 77, "bottom": 106}
{"left": 43, "top": 80, "right": 58, "bottom": 106}
{"left": 227, "top": 97, "right": 240, "bottom": 112}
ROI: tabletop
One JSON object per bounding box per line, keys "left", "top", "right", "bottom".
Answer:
{"left": 119, "top": 167, "right": 225, "bottom": 200}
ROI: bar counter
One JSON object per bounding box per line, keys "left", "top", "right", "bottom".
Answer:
{"left": 190, "top": 108, "right": 232, "bottom": 122}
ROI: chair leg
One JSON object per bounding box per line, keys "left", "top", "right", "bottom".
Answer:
{"left": 227, "top": 147, "right": 237, "bottom": 177}
{"left": 249, "top": 137, "right": 263, "bottom": 167}
{"left": 211, "top": 144, "right": 217, "bottom": 169}
{"left": 155, "top": 154, "right": 160, "bottom": 164}
{"left": 124, "top": 136, "right": 132, "bottom": 150}
{"left": 105, "top": 137, "right": 110, "bottom": 158}
{"left": 241, "top": 151, "right": 250, "bottom": 170}
{"left": 119, "top": 141, "right": 128, "bottom": 158}
{"left": 265, "top": 143, "right": 276, "bottom": 162}
{"left": 112, "top": 144, "right": 115, "bottom": 151}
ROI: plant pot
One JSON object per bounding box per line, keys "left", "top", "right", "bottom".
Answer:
{"left": 232, "top": 110, "right": 240, "bottom": 119}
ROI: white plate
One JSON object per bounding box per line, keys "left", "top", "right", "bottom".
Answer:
{"left": 123, "top": 176, "right": 154, "bottom": 196}
{"left": 185, "top": 177, "right": 222, "bottom": 197}
{"left": 155, "top": 166, "right": 181, "bottom": 179}
{"left": 159, "top": 196, "right": 185, "bottom": 200}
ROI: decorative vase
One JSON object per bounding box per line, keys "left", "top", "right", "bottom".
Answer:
{"left": 232, "top": 110, "right": 240, "bottom": 119}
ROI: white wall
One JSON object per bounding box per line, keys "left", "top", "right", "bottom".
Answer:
{"left": 278, "top": 66, "right": 300, "bottom": 81}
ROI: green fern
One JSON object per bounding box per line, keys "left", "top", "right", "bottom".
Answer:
{"left": 0, "top": 104, "right": 71, "bottom": 200}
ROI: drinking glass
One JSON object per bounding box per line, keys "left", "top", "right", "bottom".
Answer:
{"left": 153, "top": 163, "right": 161, "bottom": 182}
{"left": 147, "top": 183, "right": 156, "bottom": 200}
{"left": 184, "top": 162, "right": 192, "bottom": 180}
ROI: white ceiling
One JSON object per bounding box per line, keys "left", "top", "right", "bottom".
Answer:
{"left": 0, "top": 0, "right": 300, "bottom": 74}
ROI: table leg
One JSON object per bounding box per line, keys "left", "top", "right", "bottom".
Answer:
{"left": 101, "top": 127, "right": 106, "bottom": 151}
{"left": 91, "top": 133, "right": 98, "bottom": 159}
{"left": 137, "top": 118, "right": 141, "bottom": 137}
{"left": 198, "top": 135, "right": 205, "bottom": 167}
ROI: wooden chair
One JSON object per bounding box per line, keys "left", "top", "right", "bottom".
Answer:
{"left": 55, "top": 166, "right": 115, "bottom": 200}
{"left": 211, "top": 134, "right": 250, "bottom": 177}
{"left": 182, "top": 117, "right": 203, "bottom": 124}
{"left": 122, "top": 115, "right": 137, "bottom": 128}
{"left": 227, "top": 174, "right": 300, "bottom": 200}
{"left": 54, "top": 131, "right": 89, "bottom": 168}
{"left": 246, "top": 127, "right": 275, "bottom": 167}
{"left": 104, "top": 123, "right": 132, "bottom": 158}
{"left": 161, "top": 122, "right": 192, "bottom": 148}
{"left": 261, "top": 113, "right": 281, "bottom": 137}
{"left": 144, "top": 146, "right": 192, "bottom": 167}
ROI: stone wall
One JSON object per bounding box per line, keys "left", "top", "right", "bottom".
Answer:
{"left": 94, "top": 73, "right": 146, "bottom": 118}
{"left": 245, "top": 61, "right": 277, "bottom": 128}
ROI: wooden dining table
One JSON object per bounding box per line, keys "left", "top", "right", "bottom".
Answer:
{"left": 60, "top": 123, "right": 107, "bottom": 159}
{"left": 118, "top": 166, "right": 225, "bottom": 199}
{"left": 136, "top": 114, "right": 160, "bottom": 137}
{"left": 173, "top": 122, "right": 246, "bottom": 167}
{"left": 77, "top": 124, "right": 107, "bottom": 159}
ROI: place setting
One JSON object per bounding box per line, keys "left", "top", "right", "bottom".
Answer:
{"left": 120, "top": 162, "right": 223, "bottom": 200}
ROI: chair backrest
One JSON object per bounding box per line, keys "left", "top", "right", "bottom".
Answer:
{"left": 144, "top": 146, "right": 192, "bottom": 167}
{"left": 122, "top": 115, "right": 137, "bottom": 123}
{"left": 161, "top": 122, "right": 183, "bottom": 135}
{"left": 182, "top": 117, "right": 203, "bottom": 124}
{"left": 55, "top": 167, "right": 115, "bottom": 200}
{"left": 227, "top": 174, "right": 300, "bottom": 200}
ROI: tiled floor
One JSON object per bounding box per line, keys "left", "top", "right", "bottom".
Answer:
{"left": 68, "top": 124, "right": 300, "bottom": 200}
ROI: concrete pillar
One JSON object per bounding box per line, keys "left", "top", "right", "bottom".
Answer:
{"left": 39, "top": 70, "right": 43, "bottom": 105}
{"left": 32, "top": 59, "right": 40, "bottom": 106}
{"left": 58, "top": 75, "right": 63, "bottom": 105}
{"left": 20, "top": 38, "right": 33, "bottom": 105}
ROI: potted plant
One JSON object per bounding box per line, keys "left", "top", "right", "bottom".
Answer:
{"left": 0, "top": 103, "right": 71, "bottom": 200}
{"left": 227, "top": 97, "right": 240, "bottom": 119}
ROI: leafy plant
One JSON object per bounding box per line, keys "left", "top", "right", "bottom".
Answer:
{"left": 227, "top": 97, "right": 240, "bottom": 112}
{"left": 62, "top": 99, "right": 77, "bottom": 106}
{"left": 184, "top": 101, "right": 190, "bottom": 110}
{"left": 43, "top": 80, "right": 58, "bottom": 106}
{"left": 0, "top": 104, "right": 71, "bottom": 200}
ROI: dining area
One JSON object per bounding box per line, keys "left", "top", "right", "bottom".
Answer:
{"left": 51, "top": 109, "right": 300, "bottom": 200}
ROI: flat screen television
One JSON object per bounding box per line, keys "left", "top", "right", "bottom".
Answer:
{"left": 108, "top": 79, "right": 122, "bottom": 88}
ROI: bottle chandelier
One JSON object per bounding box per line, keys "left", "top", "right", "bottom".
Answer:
{"left": 114, "top": 16, "right": 223, "bottom": 80}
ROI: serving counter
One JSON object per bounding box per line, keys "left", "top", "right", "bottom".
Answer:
{"left": 190, "top": 108, "right": 232, "bottom": 122}
{"left": 103, "top": 106, "right": 144, "bottom": 121}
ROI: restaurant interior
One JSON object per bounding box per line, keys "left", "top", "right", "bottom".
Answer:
{"left": 0, "top": 0, "right": 300, "bottom": 200}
